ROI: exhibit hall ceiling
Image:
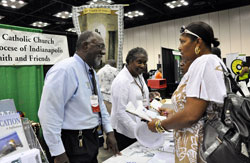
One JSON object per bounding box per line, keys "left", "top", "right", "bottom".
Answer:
{"left": 0, "top": 0, "right": 250, "bottom": 33}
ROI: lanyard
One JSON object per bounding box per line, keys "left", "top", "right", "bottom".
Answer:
{"left": 84, "top": 62, "right": 102, "bottom": 129}
{"left": 134, "top": 76, "right": 145, "bottom": 98}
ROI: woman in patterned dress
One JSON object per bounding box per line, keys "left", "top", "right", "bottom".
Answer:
{"left": 148, "top": 21, "right": 227, "bottom": 163}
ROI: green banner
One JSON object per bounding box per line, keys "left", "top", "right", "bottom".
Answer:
{"left": 0, "top": 24, "right": 44, "bottom": 122}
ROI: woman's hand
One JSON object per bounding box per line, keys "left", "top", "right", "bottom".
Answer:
{"left": 159, "top": 108, "right": 174, "bottom": 117}
{"left": 147, "top": 118, "right": 160, "bottom": 133}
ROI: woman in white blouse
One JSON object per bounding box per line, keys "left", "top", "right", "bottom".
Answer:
{"left": 110, "top": 47, "right": 158, "bottom": 151}
{"left": 148, "top": 21, "right": 227, "bottom": 163}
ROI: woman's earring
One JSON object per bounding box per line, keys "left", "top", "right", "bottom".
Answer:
{"left": 195, "top": 46, "right": 200, "bottom": 55}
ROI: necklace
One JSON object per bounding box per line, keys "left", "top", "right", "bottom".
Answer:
{"left": 133, "top": 76, "right": 144, "bottom": 97}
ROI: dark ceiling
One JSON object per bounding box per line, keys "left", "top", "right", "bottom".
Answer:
{"left": 0, "top": 0, "right": 250, "bottom": 34}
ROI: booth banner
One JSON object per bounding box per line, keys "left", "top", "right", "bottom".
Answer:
{"left": 72, "top": 4, "right": 124, "bottom": 70}
{"left": 226, "top": 53, "right": 246, "bottom": 78}
{"left": 0, "top": 28, "right": 69, "bottom": 65}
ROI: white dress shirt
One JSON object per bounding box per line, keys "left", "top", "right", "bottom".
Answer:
{"left": 97, "top": 64, "right": 119, "bottom": 102}
{"left": 38, "top": 54, "right": 113, "bottom": 156}
{"left": 110, "top": 66, "right": 149, "bottom": 139}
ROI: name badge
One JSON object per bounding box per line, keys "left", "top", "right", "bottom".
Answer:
{"left": 90, "top": 95, "right": 100, "bottom": 112}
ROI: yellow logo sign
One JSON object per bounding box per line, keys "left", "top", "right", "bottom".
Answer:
{"left": 82, "top": 8, "right": 111, "bottom": 15}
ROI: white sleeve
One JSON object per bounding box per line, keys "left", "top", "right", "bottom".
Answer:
{"left": 38, "top": 69, "right": 77, "bottom": 156}
{"left": 186, "top": 59, "right": 226, "bottom": 104}
{"left": 112, "top": 82, "right": 137, "bottom": 134}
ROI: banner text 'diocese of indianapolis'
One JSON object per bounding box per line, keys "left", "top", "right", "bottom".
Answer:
{"left": 0, "top": 28, "right": 69, "bottom": 65}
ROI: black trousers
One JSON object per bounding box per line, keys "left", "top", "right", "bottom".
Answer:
{"left": 114, "top": 130, "right": 136, "bottom": 151}
{"left": 61, "top": 127, "right": 99, "bottom": 163}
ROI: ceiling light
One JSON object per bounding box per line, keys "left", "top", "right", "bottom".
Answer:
{"left": 124, "top": 11, "right": 144, "bottom": 19}
{"left": 86, "top": 0, "right": 114, "bottom": 5}
{"left": 165, "top": 0, "right": 189, "bottom": 9}
{"left": 30, "top": 21, "right": 50, "bottom": 28}
{"left": 66, "top": 28, "right": 76, "bottom": 33}
{"left": 0, "top": 0, "right": 27, "bottom": 9}
{"left": 183, "top": 2, "right": 188, "bottom": 6}
{"left": 53, "top": 11, "right": 72, "bottom": 19}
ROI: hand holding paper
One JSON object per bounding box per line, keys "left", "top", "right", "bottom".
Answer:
{"left": 126, "top": 102, "right": 166, "bottom": 122}
{"left": 126, "top": 102, "right": 152, "bottom": 122}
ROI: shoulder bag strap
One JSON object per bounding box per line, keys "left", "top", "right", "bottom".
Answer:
{"left": 219, "top": 63, "right": 245, "bottom": 97}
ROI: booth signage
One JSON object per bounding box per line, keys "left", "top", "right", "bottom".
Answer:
{"left": 0, "top": 28, "right": 69, "bottom": 65}
{"left": 82, "top": 8, "right": 111, "bottom": 15}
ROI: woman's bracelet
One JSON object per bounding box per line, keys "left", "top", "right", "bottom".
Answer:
{"left": 154, "top": 119, "right": 168, "bottom": 133}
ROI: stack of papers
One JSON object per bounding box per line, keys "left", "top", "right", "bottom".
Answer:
{"left": 150, "top": 99, "right": 174, "bottom": 111}
{"left": 1, "top": 148, "right": 41, "bottom": 163}
{"left": 126, "top": 102, "right": 166, "bottom": 122}
{"left": 126, "top": 102, "right": 152, "bottom": 121}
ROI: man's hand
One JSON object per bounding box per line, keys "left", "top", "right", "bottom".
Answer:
{"left": 106, "top": 131, "right": 121, "bottom": 156}
{"left": 54, "top": 152, "right": 70, "bottom": 163}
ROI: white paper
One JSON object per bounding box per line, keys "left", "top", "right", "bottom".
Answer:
{"left": 150, "top": 99, "right": 162, "bottom": 111}
{"left": 238, "top": 81, "right": 250, "bottom": 97}
{"left": 126, "top": 102, "right": 151, "bottom": 121}
{"left": 2, "top": 148, "right": 41, "bottom": 163}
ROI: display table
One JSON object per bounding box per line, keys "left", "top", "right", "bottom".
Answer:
{"left": 104, "top": 132, "right": 174, "bottom": 163}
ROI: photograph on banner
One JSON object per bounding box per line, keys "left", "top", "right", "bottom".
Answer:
{"left": 72, "top": 5, "right": 124, "bottom": 69}
{"left": 80, "top": 8, "right": 117, "bottom": 64}
{"left": 0, "top": 28, "right": 69, "bottom": 66}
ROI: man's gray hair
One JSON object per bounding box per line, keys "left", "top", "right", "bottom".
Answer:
{"left": 76, "top": 31, "right": 95, "bottom": 51}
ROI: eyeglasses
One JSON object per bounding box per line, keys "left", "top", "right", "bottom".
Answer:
{"left": 95, "top": 43, "right": 105, "bottom": 49}
{"left": 88, "top": 42, "right": 105, "bottom": 49}
{"left": 180, "top": 26, "right": 200, "bottom": 38}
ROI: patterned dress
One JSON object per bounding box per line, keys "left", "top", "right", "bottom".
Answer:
{"left": 171, "top": 55, "right": 227, "bottom": 163}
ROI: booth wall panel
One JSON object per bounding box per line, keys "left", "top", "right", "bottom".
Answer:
{"left": 219, "top": 10, "right": 231, "bottom": 55}
{"left": 123, "top": 5, "right": 250, "bottom": 70}
{"left": 240, "top": 6, "right": 250, "bottom": 56}
{"left": 229, "top": 8, "right": 241, "bottom": 53}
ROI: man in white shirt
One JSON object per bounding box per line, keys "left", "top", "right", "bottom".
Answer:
{"left": 38, "top": 31, "right": 120, "bottom": 163}
{"left": 97, "top": 59, "right": 118, "bottom": 114}
{"left": 97, "top": 59, "right": 118, "bottom": 149}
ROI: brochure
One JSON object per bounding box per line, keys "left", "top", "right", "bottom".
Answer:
{"left": 1, "top": 148, "right": 41, "bottom": 163}
{"left": 126, "top": 102, "right": 152, "bottom": 122}
{"left": 150, "top": 99, "right": 174, "bottom": 111}
{"left": 126, "top": 102, "right": 166, "bottom": 122}
{"left": 0, "top": 99, "right": 17, "bottom": 115}
{"left": 0, "top": 113, "right": 30, "bottom": 160}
